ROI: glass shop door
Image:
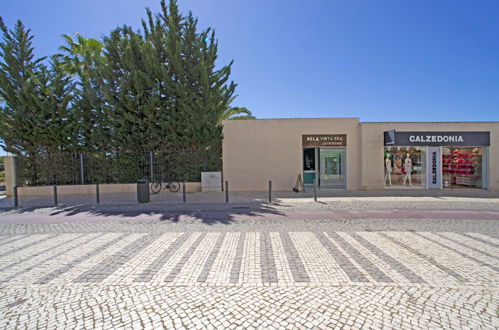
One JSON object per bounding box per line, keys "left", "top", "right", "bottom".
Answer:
{"left": 319, "top": 148, "right": 346, "bottom": 188}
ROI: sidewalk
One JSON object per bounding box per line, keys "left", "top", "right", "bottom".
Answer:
{"left": 1, "top": 189, "right": 499, "bottom": 213}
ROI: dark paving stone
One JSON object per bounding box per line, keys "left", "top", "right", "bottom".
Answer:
{"left": 35, "top": 234, "right": 127, "bottom": 284}
{"left": 165, "top": 233, "right": 207, "bottom": 282}
{"left": 197, "top": 233, "right": 226, "bottom": 282}
{"left": 0, "top": 235, "right": 57, "bottom": 259}
{"left": 74, "top": 234, "right": 162, "bottom": 283}
{"left": 6, "top": 298, "right": 28, "bottom": 308}
{"left": 0, "top": 236, "right": 28, "bottom": 246}
{"left": 278, "top": 232, "right": 310, "bottom": 282}
{"left": 230, "top": 233, "right": 246, "bottom": 284}
{"left": 314, "top": 232, "right": 369, "bottom": 282}
{"left": 0, "top": 234, "right": 106, "bottom": 284}
{"left": 349, "top": 233, "right": 426, "bottom": 284}
{"left": 460, "top": 233, "right": 499, "bottom": 250}
{"left": 433, "top": 233, "right": 499, "bottom": 261}
{"left": 481, "top": 233, "right": 499, "bottom": 240}
{"left": 134, "top": 233, "right": 191, "bottom": 283}
{"left": 1, "top": 234, "right": 86, "bottom": 272}
{"left": 414, "top": 233, "right": 499, "bottom": 273}
{"left": 260, "top": 232, "right": 278, "bottom": 283}
{"left": 379, "top": 233, "right": 468, "bottom": 283}
{"left": 327, "top": 232, "right": 393, "bottom": 283}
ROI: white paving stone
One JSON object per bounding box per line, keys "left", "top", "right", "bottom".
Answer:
{"left": 0, "top": 216, "right": 497, "bottom": 328}
{"left": 173, "top": 232, "right": 219, "bottom": 285}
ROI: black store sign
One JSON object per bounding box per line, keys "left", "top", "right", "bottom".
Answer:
{"left": 302, "top": 134, "right": 346, "bottom": 147}
{"left": 384, "top": 131, "right": 490, "bottom": 146}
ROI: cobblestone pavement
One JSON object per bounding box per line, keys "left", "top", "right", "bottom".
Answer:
{"left": 2, "top": 189, "right": 499, "bottom": 209}
{"left": 0, "top": 215, "right": 498, "bottom": 328}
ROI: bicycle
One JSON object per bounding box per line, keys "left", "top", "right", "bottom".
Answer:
{"left": 150, "top": 178, "right": 181, "bottom": 193}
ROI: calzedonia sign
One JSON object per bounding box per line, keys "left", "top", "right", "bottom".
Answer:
{"left": 384, "top": 131, "right": 490, "bottom": 146}
{"left": 302, "top": 134, "right": 346, "bottom": 147}
{"left": 427, "top": 147, "right": 442, "bottom": 189}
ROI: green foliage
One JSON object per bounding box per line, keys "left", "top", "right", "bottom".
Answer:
{"left": 56, "top": 34, "right": 108, "bottom": 151}
{"left": 0, "top": 18, "right": 77, "bottom": 154}
{"left": 0, "top": 156, "right": 4, "bottom": 183}
{"left": 0, "top": 0, "right": 252, "bottom": 183}
{"left": 219, "top": 106, "right": 255, "bottom": 123}
{"left": 99, "top": 0, "right": 240, "bottom": 150}
{"left": 55, "top": 33, "right": 103, "bottom": 76}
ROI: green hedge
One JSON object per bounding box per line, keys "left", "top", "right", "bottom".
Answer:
{"left": 14, "top": 146, "right": 221, "bottom": 186}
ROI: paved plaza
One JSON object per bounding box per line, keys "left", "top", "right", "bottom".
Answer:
{"left": 0, "top": 196, "right": 498, "bottom": 329}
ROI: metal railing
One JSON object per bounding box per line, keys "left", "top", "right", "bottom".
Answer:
{"left": 13, "top": 146, "right": 221, "bottom": 187}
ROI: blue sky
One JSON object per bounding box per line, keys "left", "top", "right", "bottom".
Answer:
{"left": 1, "top": 0, "right": 498, "bottom": 155}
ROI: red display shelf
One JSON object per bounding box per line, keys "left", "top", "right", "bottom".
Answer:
{"left": 442, "top": 153, "right": 478, "bottom": 175}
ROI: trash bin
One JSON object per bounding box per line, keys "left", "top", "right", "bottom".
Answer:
{"left": 137, "top": 179, "right": 150, "bottom": 203}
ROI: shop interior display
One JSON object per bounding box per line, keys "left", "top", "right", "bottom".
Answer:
{"left": 384, "top": 147, "right": 425, "bottom": 186}
{"left": 442, "top": 147, "right": 482, "bottom": 188}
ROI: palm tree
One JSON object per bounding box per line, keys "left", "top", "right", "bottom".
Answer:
{"left": 55, "top": 33, "right": 103, "bottom": 76}
{"left": 54, "top": 34, "right": 105, "bottom": 151}
{"left": 218, "top": 106, "right": 254, "bottom": 124}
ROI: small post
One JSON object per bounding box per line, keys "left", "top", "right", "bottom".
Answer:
{"left": 13, "top": 156, "right": 18, "bottom": 188}
{"left": 225, "top": 181, "right": 229, "bottom": 203}
{"left": 53, "top": 184, "right": 58, "bottom": 206}
{"left": 96, "top": 183, "right": 100, "bottom": 204}
{"left": 80, "top": 153, "right": 85, "bottom": 185}
{"left": 268, "top": 180, "right": 272, "bottom": 203}
{"left": 149, "top": 151, "right": 154, "bottom": 183}
{"left": 13, "top": 186, "right": 18, "bottom": 208}
{"left": 313, "top": 178, "right": 317, "bottom": 202}
{"left": 182, "top": 181, "right": 186, "bottom": 204}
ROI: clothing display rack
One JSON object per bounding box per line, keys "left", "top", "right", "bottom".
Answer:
{"left": 442, "top": 150, "right": 481, "bottom": 186}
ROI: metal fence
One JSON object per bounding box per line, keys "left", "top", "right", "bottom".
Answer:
{"left": 14, "top": 146, "right": 221, "bottom": 186}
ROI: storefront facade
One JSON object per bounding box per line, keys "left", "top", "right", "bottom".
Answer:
{"left": 382, "top": 131, "right": 490, "bottom": 189}
{"left": 222, "top": 118, "right": 499, "bottom": 191}
{"left": 302, "top": 134, "right": 347, "bottom": 189}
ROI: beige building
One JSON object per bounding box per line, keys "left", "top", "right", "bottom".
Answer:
{"left": 222, "top": 118, "right": 498, "bottom": 191}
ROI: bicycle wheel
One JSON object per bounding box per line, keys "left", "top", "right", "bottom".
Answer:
{"left": 168, "top": 181, "right": 181, "bottom": 192}
{"left": 150, "top": 181, "right": 162, "bottom": 194}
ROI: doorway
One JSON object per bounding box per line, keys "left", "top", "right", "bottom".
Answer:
{"left": 303, "top": 147, "right": 347, "bottom": 189}
{"left": 319, "top": 148, "right": 346, "bottom": 188}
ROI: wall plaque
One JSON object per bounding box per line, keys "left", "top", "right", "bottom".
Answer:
{"left": 302, "top": 134, "right": 346, "bottom": 147}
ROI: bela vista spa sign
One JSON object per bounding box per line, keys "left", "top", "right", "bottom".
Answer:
{"left": 302, "top": 134, "right": 347, "bottom": 147}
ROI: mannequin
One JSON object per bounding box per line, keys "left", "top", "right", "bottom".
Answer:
{"left": 403, "top": 153, "right": 413, "bottom": 186}
{"left": 394, "top": 156, "right": 402, "bottom": 182}
{"left": 384, "top": 154, "right": 392, "bottom": 185}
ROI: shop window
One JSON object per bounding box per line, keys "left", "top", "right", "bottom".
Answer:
{"left": 303, "top": 148, "right": 315, "bottom": 170}
{"left": 303, "top": 148, "right": 316, "bottom": 185}
{"left": 324, "top": 155, "right": 341, "bottom": 175}
{"left": 442, "top": 147, "right": 483, "bottom": 189}
{"left": 384, "top": 147, "right": 426, "bottom": 187}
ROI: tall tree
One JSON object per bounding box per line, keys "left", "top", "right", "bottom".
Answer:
{"left": 55, "top": 34, "right": 107, "bottom": 150}
{"left": 56, "top": 33, "right": 103, "bottom": 76}
{"left": 137, "top": 0, "right": 249, "bottom": 147}
{"left": 1, "top": 0, "right": 252, "bottom": 158}
{"left": 35, "top": 58, "right": 78, "bottom": 152}
{"left": 100, "top": 26, "right": 163, "bottom": 149}
{"left": 97, "top": 0, "right": 238, "bottom": 150}
{"left": 0, "top": 18, "right": 76, "bottom": 154}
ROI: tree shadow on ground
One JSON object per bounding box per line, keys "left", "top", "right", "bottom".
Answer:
{"left": 0, "top": 200, "right": 288, "bottom": 225}
{"left": 1, "top": 189, "right": 499, "bottom": 226}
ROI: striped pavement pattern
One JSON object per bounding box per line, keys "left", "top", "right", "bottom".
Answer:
{"left": 0, "top": 231, "right": 497, "bottom": 287}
